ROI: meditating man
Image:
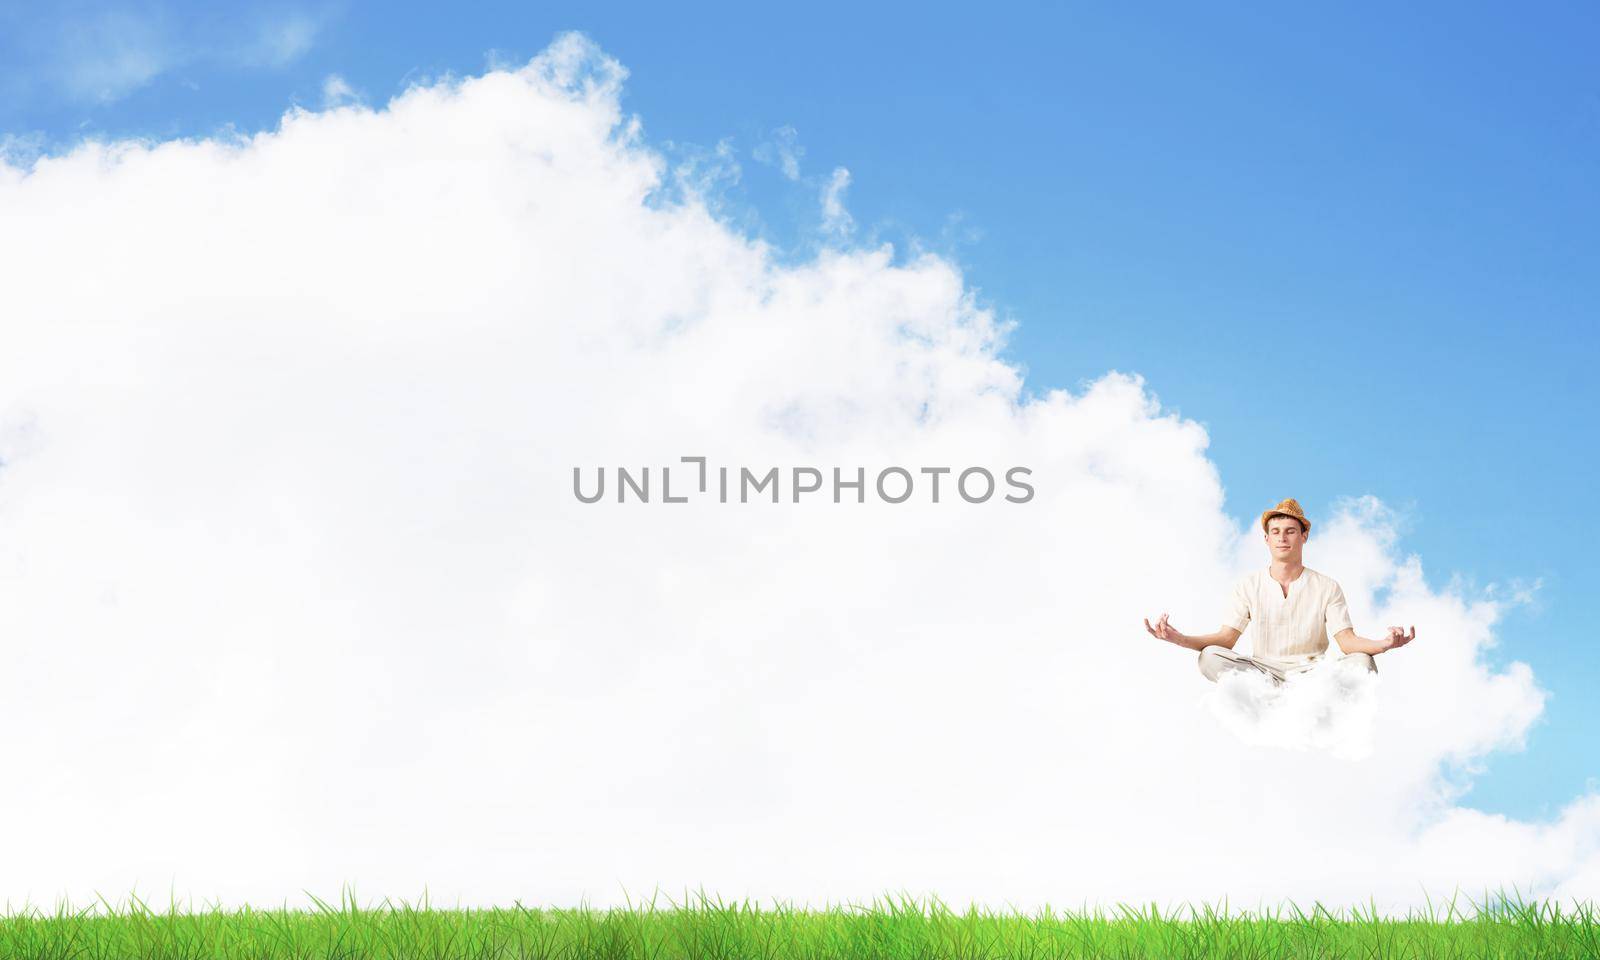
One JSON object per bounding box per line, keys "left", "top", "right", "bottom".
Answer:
{"left": 1144, "top": 497, "right": 1416, "bottom": 686}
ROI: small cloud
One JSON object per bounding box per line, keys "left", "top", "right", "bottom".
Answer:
{"left": 55, "top": 10, "right": 173, "bottom": 104}
{"left": 821, "top": 165, "right": 854, "bottom": 238}
{"left": 483, "top": 48, "right": 519, "bottom": 72}
{"left": 321, "top": 74, "right": 360, "bottom": 108}
{"left": 1486, "top": 576, "right": 1545, "bottom": 612}
{"left": 941, "top": 210, "right": 983, "bottom": 247}
{"left": 1201, "top": 656, "right": 1382, "bottom": 761}
{"left": 1511, "top": 576, "right": 1543, "bottom": 606}
{"left": 753, "top": 124, "right": 803, "bottom": 180}
{"left": 237, "top": 11, "right": 320, "bottom": 68}
{"left": 30, "top": 7, "right": 321, "bottom": 106}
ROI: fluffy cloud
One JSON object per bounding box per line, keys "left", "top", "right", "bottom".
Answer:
{"left": 0, "top": 32, "right": 1592, "bottom": 918}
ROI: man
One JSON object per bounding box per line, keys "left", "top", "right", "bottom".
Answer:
{"left": 1144, "top": 498, "right": 1416, "bottom": 686}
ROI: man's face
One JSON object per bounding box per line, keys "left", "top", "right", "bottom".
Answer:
{"left": 1264, "top": 516, "right": 1306, "bottom": 559}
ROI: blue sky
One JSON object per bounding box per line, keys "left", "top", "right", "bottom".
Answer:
{"left": 3, "top": 2, "right": 1596, "bottom": 819}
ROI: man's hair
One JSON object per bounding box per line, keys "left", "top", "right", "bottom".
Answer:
{"left": 1263, "top": 513, "right": 1305, "bottom": 534}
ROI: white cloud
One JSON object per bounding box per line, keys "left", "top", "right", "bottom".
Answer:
{"left": 320, "top": 73, "right": 360, "bottom": 108}
{"left": 1202, "top": 654, "right": 1381, "bottom": 760}
{"left": 238, "top": 11, "right": 320, "bottom": 68}
{"left": 754, "top": 124, "right": 803, "bottom": 180}
{"left": 34, "top": 7, "right": 320, "bottom": 105}
{"left": 751, "top": 128, "right": 861, "bottom": 243}
{"left": 53, "top": 10, "right": 173, "bottom": 104}
{"left": 0, "top": 31, "right": 1594, "bottom": 918}
{"left": 821, "top": 165, "right": 853, "bottom": 238}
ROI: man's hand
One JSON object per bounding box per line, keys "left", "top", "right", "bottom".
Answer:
{"left": 1144, "top": 613, "right": 1187, "bottom": 645}
{"left": 1377, "top": 625, "right": 1416, "bottom": 652}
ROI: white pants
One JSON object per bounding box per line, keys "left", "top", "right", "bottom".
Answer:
{"left": 1198, "top": 644, "right": 1377, "bottom": 686}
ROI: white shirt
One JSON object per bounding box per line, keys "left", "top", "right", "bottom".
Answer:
{"left": 1225, "top": 566, "right": 1354, "bottom": 664}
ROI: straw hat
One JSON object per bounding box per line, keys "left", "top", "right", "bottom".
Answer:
{"left": 1260, "top": 498, "right": 1311, "bottom": 534}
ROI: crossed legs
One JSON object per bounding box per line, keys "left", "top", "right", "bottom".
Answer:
{"left": 1198, "top": 645, "right": 1376, "bottom": 686}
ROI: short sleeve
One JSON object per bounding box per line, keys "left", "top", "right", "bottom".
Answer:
{"left": 1224, "top": 578, "right": 1252, "bottom": 633}
{"left": 1325, "top": 582, "right": 1354, "bottom": 637}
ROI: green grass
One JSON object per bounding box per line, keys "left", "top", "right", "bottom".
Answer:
{"left": 0, "top": 886, "right": 1596, "bottom": 959}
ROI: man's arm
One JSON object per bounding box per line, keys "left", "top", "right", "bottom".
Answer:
{"left": 1334, "top": 626, "right": 1417, "bottom": 655}
{"left": 1145, "top": 615, "right": 1242, "bottom": 652}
